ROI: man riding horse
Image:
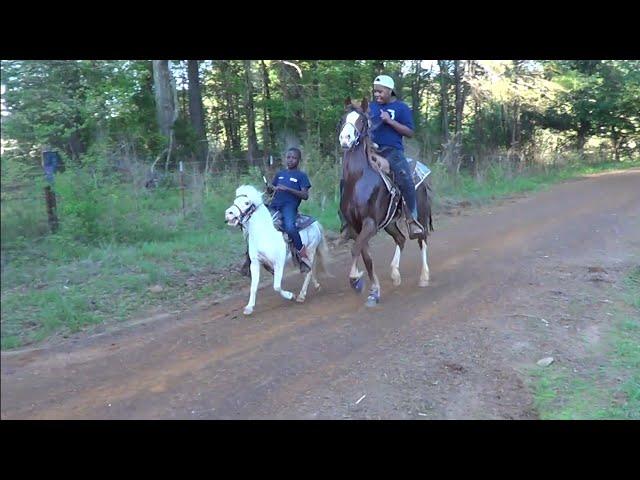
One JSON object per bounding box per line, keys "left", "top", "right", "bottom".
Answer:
{"left": 339, "top": 74, "right": 425, "bottom": 239}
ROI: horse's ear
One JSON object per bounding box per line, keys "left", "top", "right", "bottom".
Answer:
{"left": 344, "top": 97, "right": 352, "bottom": 110}
{"left": 361, "top": 97, "right": 368, "bottom": 113}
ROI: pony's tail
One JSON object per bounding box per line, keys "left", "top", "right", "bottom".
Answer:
{"left": 314, "top": 224, "right": 333, "bottom": 278}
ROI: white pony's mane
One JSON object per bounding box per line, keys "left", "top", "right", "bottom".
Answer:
{"left": 235, "top": 184, "right": 264, "bottom": 206}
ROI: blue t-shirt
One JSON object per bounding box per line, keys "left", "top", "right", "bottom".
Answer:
{"left": 369, "top": 100, "right": 414, "bottom": 151}
{"left": 270, "top": 169, "right": 311, "bottom": 209}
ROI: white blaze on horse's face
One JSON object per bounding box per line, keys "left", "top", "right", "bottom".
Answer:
{"left": 224, "top": 206, "right": 239, "bottom": 226}
{"left": 339, "top": 111, "right": 362, "bottom": 149}
{"left": 224, "top": 196, "right": 253, "bottom": 227}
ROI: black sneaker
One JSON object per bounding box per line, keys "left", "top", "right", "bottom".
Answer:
{"left": 408, "top": 220, "right": 425, "bottom": 239}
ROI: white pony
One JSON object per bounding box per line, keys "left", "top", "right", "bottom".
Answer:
{"left": 225, "top": 184, "right": 330, "bottom": 315}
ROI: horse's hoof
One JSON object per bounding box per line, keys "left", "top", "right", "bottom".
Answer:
{"left": 392, "top": 277, "right": 401, "bottom": 287}
{"left": 296, "top": 296, "right": 305, "bottom": 303}
{"left": 314, "top": 284, "right": 321, "bottom": 291}
{"left": 365, "top": 289, "right": 380, "bottom": 307}
{"left": 350, "top": 277, "right": 364, "bottom": 294}
{"left": 243, "top": 307, "right": 253, "bottom": 315}
{"left": 365, "top": 295, "right": 379, "bottom": 307}
{"left": 418, "top": 279, "right": 429, "bottom": 287}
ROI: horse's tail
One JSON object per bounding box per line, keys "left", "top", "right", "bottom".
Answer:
{"left": 419, "top": 182, "right": 435, "bottom": 234}
{"left": 314, "top": 223, "right": 333, "bottom": 278}
{"left": 426, "top": 181, "right": 434, "bottom": 232}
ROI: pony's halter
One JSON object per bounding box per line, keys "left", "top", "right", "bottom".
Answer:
{"left": 232, "top": 194, "right": 259, "bottom": 227}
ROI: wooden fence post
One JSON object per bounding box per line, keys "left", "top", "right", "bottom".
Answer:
{"left": 180, "top": 161, "right": 185, "bottom": 217}
{"left": 44, "top": 185, "right": 59, "bottom": 233}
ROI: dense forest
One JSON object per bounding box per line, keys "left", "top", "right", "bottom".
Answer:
{"left": 2, "top": 60, "right": 638, "bottom": 176}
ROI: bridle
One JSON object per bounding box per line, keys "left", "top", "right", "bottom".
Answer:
{"left": 341, "top": 108, "right": 370, "bottom": 150}
{"left": 231, "top": 194, "right": 259, "bottom": 227}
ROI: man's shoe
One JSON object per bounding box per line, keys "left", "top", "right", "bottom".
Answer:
{"left": 407, "top": 219, "right": 424, "bottom": 239}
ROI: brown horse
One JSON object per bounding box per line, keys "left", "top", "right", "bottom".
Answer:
{"left": 338, "top": 97, "right": 433, "bottom": 307}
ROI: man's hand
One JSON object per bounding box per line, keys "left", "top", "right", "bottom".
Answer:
{"left": 275, "top": 184, "right": 288, "bottom": 192}
{"left": 380, "top": 110, "right": 392, "bottom": 124}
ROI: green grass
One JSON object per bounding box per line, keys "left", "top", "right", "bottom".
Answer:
{"left": 531, "top": 266, "right": 640, "bottom": 419}
{"left": 2, "top": 158, "right": 638, "bottom": 350}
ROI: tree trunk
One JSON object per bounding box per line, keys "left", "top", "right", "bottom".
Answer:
{"left": 500, "top": 104, "right": 509, "bottom": 149}
{"left": 438, "top": 60, "right": 450, "bottom": 144}
{"left": 510, "top": 61, "right": 522, "bottom": 151}
{"left": 187, "top": 60, "right": 209, "bottom": 171}
{"left": 454, "top": 60, "right": 467, "bottom": 137}
{"left": 611, "top": 126, "right": 620, "bottom": 161}
{"left": 218, "top": 61, "right": 237, "bottom": 153}
{"left": 576, "top": 120, "right": 590, "bottom": 154}
{"left": 152, "top": 60, "right": 176, "bottom": 138}
{"left": 277, "top": 61, "right": 304, "bottom": 148}
{"left": 512, "top": 101, "right": 519, "bottom": 147}
{"left": 231, "top": 88, "right": 242, "bottom": 152}
{"left": 260, "top": 60, "right": 276, "bottom": 162}
{"left": 453, "top": 60, "right": 464, "bottom": 160}
{"left": 180, "top": 63, "right": 188, "bottom": 118}
{"left": 411, "top": 60, "right": 422, "bottom": 131}
{"left": 243, "top": 60, "right": 259, "bottom": 167}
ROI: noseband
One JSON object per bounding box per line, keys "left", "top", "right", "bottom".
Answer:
{"left": 232, "top": 194, "right": 259, "bottom": 227}
{"left": 341, "top": 109, "right": 369, "bottom": 150}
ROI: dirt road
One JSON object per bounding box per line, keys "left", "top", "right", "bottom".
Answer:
{"left": 2, "top": 169, "right": 639, "bottom": 419}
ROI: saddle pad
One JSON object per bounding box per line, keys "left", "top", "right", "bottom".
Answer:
{"left": 268, "top": 208, "right": 316, "bottom": 232}
{"left": 407, "top": 158, "right": 431, "bottom": 189}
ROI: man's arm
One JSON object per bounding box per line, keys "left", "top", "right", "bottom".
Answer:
{"left": 380, "top": 110, "right": 414, "bottom": 138}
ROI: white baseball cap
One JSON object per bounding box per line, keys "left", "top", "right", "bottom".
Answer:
{"left": 373, "top": 75, "right": 396, "bottom": 95}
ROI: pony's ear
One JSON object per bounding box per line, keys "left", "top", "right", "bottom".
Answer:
{"left": 344, "top": 97, "right": 352, "bottom": 111}
{"left": 361, "top": 97, "right": 368, "bottom": 113}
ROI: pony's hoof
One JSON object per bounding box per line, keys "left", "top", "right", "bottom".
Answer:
{"left": 243, "top": 307, "right": 253, "bottom": 315}
{"left": 418, "top": 279, "right": 429, "bottom": 287}
{"left": 296, "top": 295, "right": 305, "bottom": 303}
{"left": 392, "top": 276, "right": 401, "bottom": 287}
{"left": 350, "top": 276, "right": 364, "bottom": 294}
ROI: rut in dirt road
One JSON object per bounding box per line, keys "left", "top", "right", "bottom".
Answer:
{"left": 2, "top": 169, "right": 639, "bottom": 419}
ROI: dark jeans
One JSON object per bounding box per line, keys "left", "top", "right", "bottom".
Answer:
{"left": 275, "top": 203, "right": 303, "bottom": 251}
{"left": 385, "top": 148, "right": 417, "bottom": 219}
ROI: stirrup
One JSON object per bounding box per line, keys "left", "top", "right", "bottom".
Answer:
{"left": 407, "top": 218, "right": 425, "bottom": 239}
